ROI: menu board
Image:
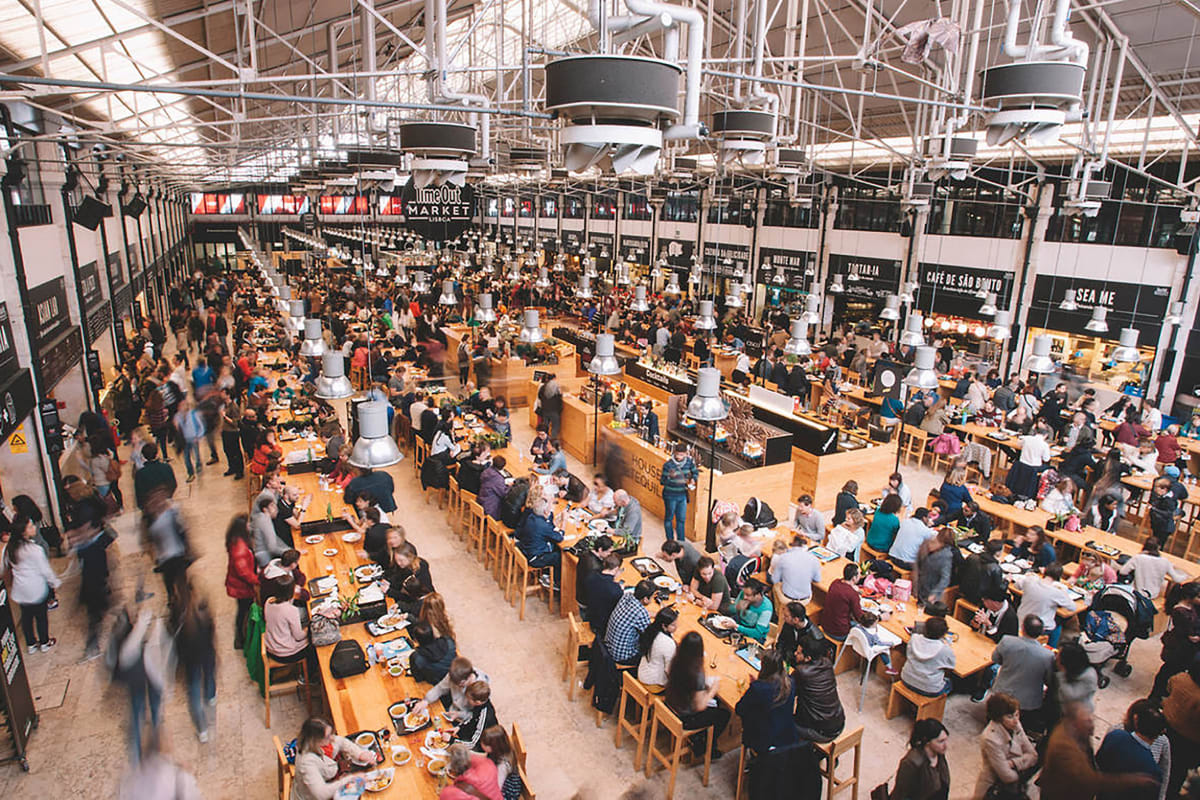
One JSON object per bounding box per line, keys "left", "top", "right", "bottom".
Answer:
{"left": 28, "top": 278, "right": 72, "bottom": 351}
{"left": 659, "top": 237, "right": 695, "bottom": 269}
{"left": 916, "top": 262, "right": 1015, "bottom": 316}
{"left": 761, "top": 247, "right": 817, "bottom": 288}
{"left": 77, "top": 261, "right": 104, "bottom": 312}
{"left": 0, "top": 584, "right": 37, "bottom": 766}
{"left": 702, "top": 242, "right": 751, "bottom": 276}
{"left": 618, "top": 235, "right": 651, "bottom": 264}
{"left": 827, "top": 253, "right": 901, "bottom": 299}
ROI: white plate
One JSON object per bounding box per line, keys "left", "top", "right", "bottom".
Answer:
{"left": 424, "top": 729, "right": 454, "bottom": 753}
{"left": 1001, "top": 563, "right": 1022, "bottom": 574}
{"left": 588, "top": 519, "right": 609, "bottom": 531}
{"left": 342, "top": 532, "right": 362, "bottom": 543}
{"left": 653, "top": 576, "right": 679, "bottom": 591}
{"left": 710, "top": 615, "right": 737, "bottom": 631}
{"left": 363, "top": 767, "right": 395, "bottom": 793}
{"left": 323, "top": 548, "right": 339, "bottom": 557}
{"left": 304, "top": 535, "right": 324, "bottom": 545}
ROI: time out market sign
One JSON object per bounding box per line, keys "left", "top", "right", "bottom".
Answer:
{"left": 400, "top": 181, "right": 476, "bottom": 241}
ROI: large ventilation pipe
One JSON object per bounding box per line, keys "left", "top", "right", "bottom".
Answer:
{"left": 426, "top": 0, "right": 491, "bottom": 160}
{"left": 749, "top": 0, "right": 779, "bottom": 137}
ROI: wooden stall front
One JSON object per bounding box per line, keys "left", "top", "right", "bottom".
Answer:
{"left": 487, "top": 340, "right": 576, "bottom": 410}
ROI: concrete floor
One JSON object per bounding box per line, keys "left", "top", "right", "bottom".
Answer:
{"left": 0, "top": 389, "right": 1170, "bottom": 799}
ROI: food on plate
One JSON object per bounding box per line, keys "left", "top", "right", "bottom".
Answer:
{"left": 364, "top": 768, "right": 394, "bottom": 792}
{"left": 342, "top": 532, "right": 362, "bottom": 543}
{"left": 710, "top": 615, "right": 737, "bottom": 631}
{"left": 426, "top": 729, "right": 453, "bottom": 751}
{"left": 304, "top": 535, "right": 324, "bottom": 545}
{"left": 388, "top": 702, "right": 408, "bottom": 718}
{"left": 390, "top": 745, "right": 411, "bottom": 765}
{"left": 355, "top": 732, "right": 376, "bottom": 748}
{"left": 653, "top": 576, "right": 676, "bottom": 589}
{"left": 322, "top": 548, "right": 339, "bottom": 557}
{"left": 427, "top": 758, "right": 448, "bottom": 776}
{"left": 404, "top": 709, "right": 429, "bottom": 729}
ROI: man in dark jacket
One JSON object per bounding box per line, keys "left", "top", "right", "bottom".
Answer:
{"left": 1152, "top": 582, "right": 1200, "bottom": 699}
{"left": 575, "top": 537, "right": 613, "bottom": 612}
{"left": 477, "top": 457, "right": 508, "bottom": 520}
{"left": 408, "top": 619, "right": 456, "bottom": 684}
{"left": 133, "top": 443, "right": 177, "bottom": 509}
{"left": 790, "top": 636, "right": 845, "bottom": 743}
{"left": 582, "top": 553, "right": 623, "bottom": 634}
{"left": 345, "top": 466, "right": 397, "bottom": 513}
{"left": 959, "top": 539, "right": 1004, "bottom": 605}
{"left": 953, "top": 501, "right": 994, "bottom": 544}
{"left": 787, "top": 363, "right": 810, "bottom": 399}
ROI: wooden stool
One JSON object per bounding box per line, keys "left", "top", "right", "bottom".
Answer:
{"left": 447, "top": 475, "right": 462, "bottom": 530}
{"left": 644, "top": 697, "right": 714, "bottom": 799}
{"left": 485, "top": 518, "right": 507, "bottom": 578}
{"left": 615, "top": 671, "right": 654, "bottom": 770}
{"left": 413, "top": 437, "right": 428, "bottom": 477}
{"left": 455, "top": 489, "right": 477, "bottom": 539}
{"left": 885, "top": 682, "right": 946, "bottom": 722}
{"left": 563, "top": 612, "right": 595, "bottom": 702}
{"left": 509, "top": 544, "right": 556, "bottom": 620}
{"left": 350, "top": 364, "right": 369, "bottom": 390}
{"left": 511, "top": 722, "right": 536, "bottom": 799}
{"left": 394, "top": 413, "right": 412, "bottom": 454}
{"left": 261, "top": 636, "right": 312, "bottom": 728}
{"left": 464, "top": 498, "right": 486, "bottom": 559}
{"left": 273, "top": 735, "right": 294, "bottom": 800}
{"left": 815, "top": 725, "right": 864, "bottom": 800}
{"left": 735, "top": 745, "right": 757, "bottom": 800}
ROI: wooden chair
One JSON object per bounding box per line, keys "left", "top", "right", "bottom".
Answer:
{"left": 886, "top": 681, "right": 946, "bottom": 722}
{"left": 413, "top": 436, "right": 429, "bottom": 477}
{"left": 485, "top": 518, "right": 508, "bottom": 579}
{"left": 394, "top": 413, "right": 412, "bottom": 454}
{"left": 464, "top": 497, "right": 487, "bottom": 559}
{"left": 815, "top": 725, "right": 864, "bottom": 800}
{"left": 900, "top": 425, "right": 929, "bottom": 468}
{"left": 349, "top": 364, "right": 369, "bottom": 391}
{"left": 615, "top": 671, "right": 655, "bottom": 770}
{"left": 455, "top": 489, "right": 478, "bottom": 539}
{"left": 447, "top": 475, "right": 462, "bottom": 532}
{"left": 735, "top": 744, "right": 757, "bottom": 800}
{"left": 563, "top": 612, "right": 595, "bottom": 701}
{"left": 261, "top": 636, "right": 312, "bottom": 728}
{"left": 953, "top": 597, "right": 981, "bottom": 625}
{"left": 511, "top": 722, "right": 535, "bottom": 799}
{"left": 644, "top": 697, "right": 714, "bottom": 799}
{"left": 508, "top": 542, "right": 556, "bottom": 620}
{"left": 273, "top": 735, "right": 294, "bottom": 800}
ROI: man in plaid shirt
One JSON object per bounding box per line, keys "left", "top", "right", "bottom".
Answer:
{"left": 604, "top": 580, "right": 656, "bottom": 666}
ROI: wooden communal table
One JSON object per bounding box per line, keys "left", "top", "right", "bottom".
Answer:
{"left": 289, "top": 463, "right": 445, "bottom": 799}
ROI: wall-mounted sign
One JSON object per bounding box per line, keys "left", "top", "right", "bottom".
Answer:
{"left": 659, "top": 237, "right": 696, "bottom": 269}
{"left": 86, "top": 303, "right": 112, "bottom": 344}
{"left": 39, "top": 328, "right": 83, "bottom": 392}
{"left": 619, "top": 235, "right": 651, "bottom": 264}
{"left": 400, "top": 180, "right": 476, "bottom": 241}
{"left": 1029, "top": 276, "right": 1170, "bottom": 340}
{"left": 78, "top": 261, "right": 104, "bottom": 312}
{"left": 7, "top": 426, "right": 26, "bottom": 454}
{"left": 106, "top": 252, "right": 122, "bottom": 285}
{"left": 587, "top": 231, "right": 614, "bottom": 249}
{"left": 761, "top": 247, "right": 817, "bottom": 289}
{"left": 828, "top": 253, "right": 901, "bottom": 299}
{"left": 0, "top": 304, "right": 18, "bottom": 385}
{"left": 39, "top": 398, "right": 64, "bottom": 455}
{"left": 702, "top": 242, "right": 751, "bottom": 276}
{"left": 125, "top": 243, "right": 140, "bottom": 275}
{"left": 28, "top": 278, "right": 72, "bottom": 350}
{"left": 86, "top": 349, "right": 104, "bottom": 393}
{"left": 916, "top": 262, "right": 1015, "bottom": 316}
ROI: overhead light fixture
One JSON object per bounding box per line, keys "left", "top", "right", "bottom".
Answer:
{"left": 899, "top": 313, "right": 926, "bottom": 347}
{"left": 903, "top": 346, "right": 941, "bottom": 389}
{"left": 1023, "top": 334, "right": 1058, "bottom": 374}
{"left": 973, "top": 287, "right": 988, "bottom": 300}
{"left": 650, "top": 260, "right": 663, "bottom": 279}
{"left": 828, "top": 273, "right": 845, "bottom": 293}
{"left": 800, "top": 294, "right": 821, "bottom": 325}
{"left": 898, "top": 282, "right": 915, "bottom": 304}
{"left": 412, "top": 271, "right": 430, "bottom": 293}
{"left": 783, "top": 319, "right": 812, "bottom": 356}
{"left": 693, "top": 300, "right": 717, "bottom": 331}
{"left": 663, "top": 274, "right": 682, "bottom": 294}
{"left": 577, "top": 273, "right": 594, "bottom": 299}
{"left": 630, "top": 284, "right": 651, "bottom": 312}
{"left": 585, "top": 258, "right": 599, "bottom": 279}
{"left": 518, "top": 309, "right": 545, "bottom": 343}
{"left": 395, "top": 264, "right": 409, "bottom": 284}
{"left": 287, "top": 300, "right": 305, "bottom": 334}
{"left": 438, "top": 280, "right": 457, "bottom": 305}
{"left": 588, "top": 333, "right": 622, "bottom": 375}
{"left": 616, "top": 263, "right": 632, "bottom": 286}
{"left": 688, "top": 266, "right": 702, "bottom": 285}
{"left": 315, "top": 351, "right": 355, "bottom": 399}
{"left": 1165, "top": 301, "right": 1185, "bottom": 326}
{"left": 476, "top": 293, "right": 498, "bottom": 322}
{"left": 1059, "top": 289, "right": 1079, "bottom": 311}
{"left": 725, "top": 291, "right": 744, "bottom": 309}
{"left": 987, "top": 310, "right": 1012, "bottom": 340}
{"left": 1084, "top": 306, "right": 1109, "bottom": 333}
{"left": 535, "top": 266, "right": 551, "bottom": 289}
{"left": 979, "top": 292, "right": 997, "bottom": 317}
{"left": 348, "top": 401, "right": 403, "bottom": 468}
{"left": 686, "top": 368, "right": 729, "bottom": 421}
{"left": 299, "top": 319, "right": 327, "bottom": 358}
{"left": 771, "top": 264, "right": 786, "bottom": 284}
{"left": 1111, "top": 328, "right": 1142, "bottom": 363}
{"left": 879, "top": 294, "right": 901, "bottom": 321}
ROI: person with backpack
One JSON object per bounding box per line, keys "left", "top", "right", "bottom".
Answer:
{"left": 660, "top": 445, "right": 698, "bottom": 542}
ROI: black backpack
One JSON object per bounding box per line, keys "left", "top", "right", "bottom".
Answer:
{"left": 742, "top": 498, "right": 778, "bottom": 529}
{"left": 329, "top": 639, "right": 367, "bottom": 679}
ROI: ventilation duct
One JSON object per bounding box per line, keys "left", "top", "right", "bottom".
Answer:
{"left": 398, "top": 122, "right": 476, "bottom": 188}
{"left": 924, "top": 137, "right": 978, "bottom": 181}
{"left": 711, "top": 110, "right": 776, "bottom": 168}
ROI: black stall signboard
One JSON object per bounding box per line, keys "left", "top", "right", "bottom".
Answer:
{"left": 86, "top": 303, "right": 112, "bottom": 345}
{"left": 401, "top": 180, "right": 475, "bottom": 242}
{"left": 619, "top": 235, "right": 652, "bottom": 264}
{"left": 78, "top": 261, "right": 104, "bottom": 312}
{"left": 917, "top": 262, "right": 1015, "bottom": 315}
{"left": 588, "top": 231, "right": 615, "bottom": 270}
{"left": 28, "top": 278, "right": 72, "bottom": 351}
{"left": 703, "top": 242, "right": 751, "bottom": 276}
{"left": 86, "top": 349, "right": 104, "bottom": 392}
{"left": 561, "top": 229, "right": 584, "bottom": 253}
{"left": 1028, "top": 276, "right": 1170, "bottom": 340}
{"left": 660, "top": 237, "right": 695, "bottom": 269}
{"left": 829, "top": 253, "right": 901, "bottom": 299}
{"left": 0, "top": 304, "right": 35, "bottom": 443}
{"left": 106, "top": 251, "right": 123, "bottom": 285}
{"left": 39, "top": 328, "right": 83, "bottom": 392}
{"left": 0, "top": 584, "right": 37, "bottom": 768}
{"left": 761, "top": 247, "right": 816, "bottom": 289}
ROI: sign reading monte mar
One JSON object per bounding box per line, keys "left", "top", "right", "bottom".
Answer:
{"left": 400, "top": 180, "right": 476, "bottom": 242}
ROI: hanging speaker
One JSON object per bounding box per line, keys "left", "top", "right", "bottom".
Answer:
{"left": 73, "top": 195, "right": 111, "bottom": 230}
{"left": 122, "top": 193, "right": 146, "bottom": 218}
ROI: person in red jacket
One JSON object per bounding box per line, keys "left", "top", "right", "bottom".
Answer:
{"left": 821, "top": 563, "right": 864, "bottom": 639}
{"left": 223, "top": 514, "right": 259, "bottom": 650}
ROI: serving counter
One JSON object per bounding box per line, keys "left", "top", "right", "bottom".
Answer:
{"left": 486, "top": 340, "right": 576, "bottom": 410}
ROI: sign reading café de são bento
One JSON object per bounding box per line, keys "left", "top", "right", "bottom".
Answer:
{"left": 400, "top": 180, "right": 476, "bottom": 242}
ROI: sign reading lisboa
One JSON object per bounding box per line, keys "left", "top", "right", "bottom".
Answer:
{"left": 400, "top": 180, "right": 476, "bottom": 241}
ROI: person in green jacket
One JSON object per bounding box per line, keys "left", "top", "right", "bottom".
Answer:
{"left": 732, "top": 578, "right": 774, "bottom": 642}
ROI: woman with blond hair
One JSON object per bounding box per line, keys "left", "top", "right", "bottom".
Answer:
{"left": 938, "top": 465, "right": 971, "bottom": 517}
{"left": 419, "top": 591, "right": 456, "bottom": 641}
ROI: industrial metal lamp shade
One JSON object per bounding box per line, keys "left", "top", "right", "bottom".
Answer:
{"left": 396, "top": 265, "right": 409, "bottom": 284}
{"left": 348, "top": 401, "right": 403, "bottom": 469}
{"left": 577, "top": 274, "right": 594, "bottom": 299}
{"left": 879, "top": 294, "right": 901, "bottom": 321}
{"left": 299, "top": 319, "right": 326, "bottom": 358}
{"left": 898, "top": 282, "right": 915, "bottom": 304}
{"left": 694, "top": 300, "right": 717, "bottom": 331}
{"left": 315, "top": 351, "right": 355, "bottom": 399}
{"left": 588, "top": 333, "right": 622, "bottom": 376}
{"left": 617, "top": 264, "right": 632, "bottom": 286}
{"left": 1111, "top": 328, "right": 1142, "bottom": 363}
{"left": 1084, "top": 306, "right": 1109, "bottom": 332}
{"left": 518, "top": 309, "right": 545, "bottom": 343}
{"left": 535, "top": 267, "right": 551, "bottom": 289}
{"left": 476, "top": 293, "right": 498, "bottom": 323}
{"left": 1023, "top": 335, "right": 1057, "bottom": 374}
{"left": 725, "top": 292, "right": 744, "bottom": 309}
{"left": 630, "top": 284, "right": 651, "bottom": 312}
{"left": 903, "top": 346, "right": 941, "bottom": 389}
{"left": 412, "top": 271, "right": 430, "bottom": 293}
{"left": 686, "top": 368, "right": 729, "bottom": 421}
{"left": 1059, "top": 289, "right": 1079, "bottom": 311}
{"left": 1165, "top": 301, "right": 1185, "bottom": 326}
{"left": 438, "top": 280, "right": 457, "bottom": 305}
{"left": 987, "top": 310, "right": 1012, "bottom": 340}
{"left": 979, "top": 292, "right": 998, "bottom": 317}
{"left": 801, "top": 294, "right": 821, "bottom": 325}
{"left": 828, "top": 273, "right": 845, "bottom": 293}
{"left": 663, "top": 275, "right": 682, "bottom": 294}
{"left": 772, "top": 266, "right": 786, "bottom": 284}
{"left": 688, "top": 267, "right": 702, "bottom": 285}
{"left": 783, "top": 319, "right": 812, "bottom": 356}
{"left": 899, "top": 313, "right": 926, "bottom": 347}
{"left": 288, "top": 300, "right": 305, "bottom": 333}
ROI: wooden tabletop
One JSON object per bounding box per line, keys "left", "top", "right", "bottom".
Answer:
{"left": 1122, "top": 473, "right": 1200, "bottom": 506}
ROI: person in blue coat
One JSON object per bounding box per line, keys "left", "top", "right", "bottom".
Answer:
{"left": 938, "top": 465, "right": 972, "bottom": 517}
{"left": 516, "top": 496, "right": 563, "bottom": 585}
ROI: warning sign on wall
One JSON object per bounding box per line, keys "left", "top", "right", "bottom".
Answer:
{"left": 8, "top": 426, "right": 26, "bottom": 454}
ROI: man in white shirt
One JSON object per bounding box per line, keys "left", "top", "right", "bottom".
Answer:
{"left": 1018, "top": 422, "right": 1053, "bottom": 467}
{"left": 409, "top": 393, "right": 428, "bottom": 427}
{"left": 1012, "top": 563, "right": 1076, "bottom": 646}
{"left": 769, "top": 535, "right": 822, "bottom": 602}
{"left": 1118, "top": 539, "right": 1189, "bottom": 599}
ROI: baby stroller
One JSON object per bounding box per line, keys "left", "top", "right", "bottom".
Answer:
{"left": 1079, "top": 583, "right": 1157, "bottom": 688}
